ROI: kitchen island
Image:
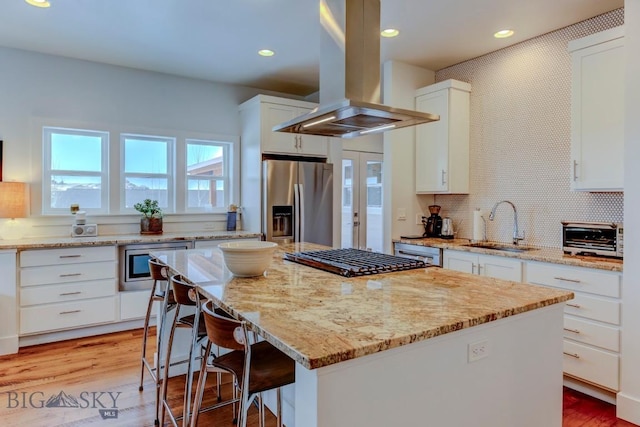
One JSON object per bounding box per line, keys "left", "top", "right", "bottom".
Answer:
{"left": 152, "top": 243, "right": 573, "bottom": 427}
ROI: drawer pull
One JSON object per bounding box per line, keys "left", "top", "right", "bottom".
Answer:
{"left": 563, "top": 351, "right": 580, "bottom": 359}
{"left": 564, "top": 327, "right": 580, "bottom": 334}
{"left": 554, "top": 276, "right": 581, "bottom": 283}
{"left": 60, "top": 310, "right": 81, "bottom": 315}
{"left": 60, "top": 291, "right": 82, "bottom": 296}
{"left": 60, "top": 273, "right": 82, "bottom": 278}
{"left": 566, "top": 303, "right": 581, "bottom": 309}
{"left": 59, "top": 255, "right": 82, "bottom": 259}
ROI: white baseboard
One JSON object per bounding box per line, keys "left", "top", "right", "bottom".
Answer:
{"left": 617, "top": 392, "right": 640, "bottom": 425}
{"left": 19, "top": 319, "right": 146, "bottom": 348}
{"left": 563, "top": 376, "right": 617, "bottom": 404}
{"left": 0, "top": 335, "right": 19, "bottom": 356}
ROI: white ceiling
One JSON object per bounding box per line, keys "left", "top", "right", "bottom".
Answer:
{"left": 0, "top": 0, "right": 624, "bottom": 96}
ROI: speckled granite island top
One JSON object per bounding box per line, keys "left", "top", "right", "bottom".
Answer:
{"left": 152, "top": 243, "right": 573, "bottom": 370}
{"left": 0, "top": 230, "right": 262, "bottom": 250}
{"left": 394, "top": 237, "right": 623, "bottom": 272}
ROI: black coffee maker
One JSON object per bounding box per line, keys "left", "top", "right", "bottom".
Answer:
{"left": 422, "top": 205, "right": 443, "bottom": 237}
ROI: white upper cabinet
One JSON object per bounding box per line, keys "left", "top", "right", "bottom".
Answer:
{"left": 414, "top": 79, "right": 471, "bottom": 194}
{"left": 569, "top": 27, "right": 624, "bottom": 192}
{"left": 240, "top": 95, "right": 329, "bottom": 157}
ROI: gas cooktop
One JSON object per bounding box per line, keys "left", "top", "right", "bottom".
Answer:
{"left": 283, "top": 248, "right": 427, "bottom": 277}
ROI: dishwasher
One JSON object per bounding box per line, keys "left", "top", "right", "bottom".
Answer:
{"left": 394, "top": 243, "right": 442, "bottom": 267}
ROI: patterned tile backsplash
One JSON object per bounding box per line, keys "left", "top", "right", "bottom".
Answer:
{"left": 432, "top": 8, "right": 624, "bottom": 249}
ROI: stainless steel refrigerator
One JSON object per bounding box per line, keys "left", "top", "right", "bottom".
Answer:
{"left": 263, "top": 159, "right": 333, "bottom": 246}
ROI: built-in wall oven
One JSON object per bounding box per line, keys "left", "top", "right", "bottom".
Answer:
{"left": 119, "top": 241, "right": 193, "bottom": 291}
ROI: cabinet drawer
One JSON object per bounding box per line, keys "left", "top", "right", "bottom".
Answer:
{"left": 565, "top": 293, "right": 620, "bottom": 325}
{"left": 526, "top": 262, "right": 620, "bottom": 298}
{"left": 563, "top": 340, "right": 619, "bottom": 391}
{"left": 20, "top": 279, "right": 116, "bottom": 307}
{"left": 19, "top": 297, "right": 117, "bottom": 335}
{"left": 564, "top": 316, "right": 619, "bottom": 352}
{"left": 20, "top": 246, "right": 116, "bottom": 267}
{"left": 21, "top": 261, "right": 115, "bottom": 287}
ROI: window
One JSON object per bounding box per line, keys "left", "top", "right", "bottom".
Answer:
{"left": 43, "top": 127, "right": 109, "bottom": 214}
{"left": 186, "top": 139, "right": 231, "bottom": 211}
{"left": 121, "top": 134, "right": 174, "bottom": 212}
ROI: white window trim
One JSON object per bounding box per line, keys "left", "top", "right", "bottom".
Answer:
{"left": 42, "top": 126, "right": 109, "bottom": 215}
{"left": 120, "top": 133, "right": 176, "bottom": 214}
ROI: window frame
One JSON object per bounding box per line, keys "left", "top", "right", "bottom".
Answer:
{"left": 184, "top": 138, "right": 234, "bottom": 213}
{"left": 42, "top": 126, "right": 110, "bottom": 215}
{"left": 120, "top": 133, "right": 176, "bottom": 214}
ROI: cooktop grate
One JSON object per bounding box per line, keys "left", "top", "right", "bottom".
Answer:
{"left": 283, "top": 248, "right": 427, "bottom": 277}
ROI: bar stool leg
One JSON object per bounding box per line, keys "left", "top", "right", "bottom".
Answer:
{"left": 139, "top": 280, "right": 157, "bottom": 392}
{"left": 160, "top": 305, "right": 181, "bottom": 426}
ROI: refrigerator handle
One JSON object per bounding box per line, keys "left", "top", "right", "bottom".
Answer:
{"left": 294, "top": 184, "right": 300, "bottom": 242}
{"left": 299, "top": 184, "right": 305, "bottom": 243}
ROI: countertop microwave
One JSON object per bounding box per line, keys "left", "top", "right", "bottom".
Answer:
{"left": 562, "top": 221, "right": 623, "bottom": 259}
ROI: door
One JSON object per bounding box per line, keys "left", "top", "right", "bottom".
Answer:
{"left": 341, "top": 151, "right": 383, "bottom": 252}
{"left": 298, "top": 161, "right": 333, "bottom": 246}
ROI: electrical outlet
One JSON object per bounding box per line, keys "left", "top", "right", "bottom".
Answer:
{"left": 468, "top": 339, "right": 489, "bottom": 362}
{"left": 416, "top": 213, "right": 423, "bottom": 225}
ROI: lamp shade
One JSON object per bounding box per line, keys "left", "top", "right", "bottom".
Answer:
{"left": 0, "top": 182, "right": 29, "bottom": 219}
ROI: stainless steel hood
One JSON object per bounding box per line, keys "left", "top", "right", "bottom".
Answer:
{"left": 273, "top": 0, "right": 439, "bottom": 139}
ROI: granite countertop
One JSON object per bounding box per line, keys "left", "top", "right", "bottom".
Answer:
{"left": 0, "top": 230, "right": 262, "bottom": 251}
{"left": 394, "top": 237, "right": 623, "bottom": 272}
{"left": 152, "top": 243, "right": 573, "bottom": 370}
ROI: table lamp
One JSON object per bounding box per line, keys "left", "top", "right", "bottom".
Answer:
{"left": 0, "top": 182, "right": 29, "bottom": 240}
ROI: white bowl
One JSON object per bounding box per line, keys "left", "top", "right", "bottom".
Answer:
{"left": 218, "top": 241, "right": 278, "bottom": 277}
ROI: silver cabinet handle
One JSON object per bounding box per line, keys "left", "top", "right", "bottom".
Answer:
{"left": 554, "top": 276, "right": 581, "bottom": 283}
{"left": 566, "top": 303, "right": 581, "bottom": 309}
{"left": 60, "top": 273, "right": 82, "bottom": 278}
{"left": 299, "top": 135, "right": 303, "bottom": 150}
{"left": 60, "top": 255, "right": 82, "bottom": 259}
{"left": 563, "top": 352, "right": 580, "bottom": 359}
{"left": 60, "top": 291, "right": 82, "bottom": 296}
{"left": 60, "top": 310, "right": 81, "bottom": 315}
{"left": 564, "top": 328, "right": 580, "bottom": 334}
{"left": 441, "top": 169, "right": 447, "bottom": 185}
{"left": 471, "top": 263, "right": 477, "bottom": 275}
{"left": 572, "top": 160, "right": 578, "bottom": 181}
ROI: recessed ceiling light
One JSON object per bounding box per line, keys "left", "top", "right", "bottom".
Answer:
{"left": 381, "top": 28, "right": 399, "bottom": 38}
{"left": 258, "top": 49, "right": 275, "bottom": 57}
{"left": 25, "top": 0, "right": 50, "bottom": 7}
{"left": 494, "top": 29, "right": 514, "bottom": 39}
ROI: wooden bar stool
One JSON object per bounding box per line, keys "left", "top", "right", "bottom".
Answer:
{"left": 160, "top": 274, "right": 209, "bottom": 427}
{"left": 139, "top": 258, "right": 176, "bottom": 426}
{"left": 191, "top": 299, "right": 295, "bottom": 427}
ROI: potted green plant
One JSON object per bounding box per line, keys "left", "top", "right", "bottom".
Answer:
{"left": 134, "top": 199, "right": 163, "bottom": 235}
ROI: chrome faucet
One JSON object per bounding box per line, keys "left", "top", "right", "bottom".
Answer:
{"left": 489, "top": 200, "right": 524, "bottom": 245}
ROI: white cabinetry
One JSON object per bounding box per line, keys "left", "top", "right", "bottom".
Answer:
{"left": 193, "top": 236, "right": 260, "bottom": 249}
{"left": 19, "top": 246, "right": 117, "bottom": 335}
{"left": 415, "top": 79, "right": 470, "bottom": 194}
{"left": 569, "top": 26, "right": 624, "bottom": 191}
{"left": 525, "top": 261, "right": 621, "bottom": 392}
{"left": 443, "top": 250, "right": 522, "bottom": 282}
{"left": 0, "top": 250, "right": 18, "bottom": 355}
{"left": 240, "top": 95, "right": 329, "bottom": 157}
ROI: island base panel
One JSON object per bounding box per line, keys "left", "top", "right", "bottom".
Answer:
{"left": 294, "top": 304, "right": 564, "bottom": 427}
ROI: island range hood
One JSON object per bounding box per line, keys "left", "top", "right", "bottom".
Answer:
{"left": 273, "top": 0, "right": 439, "bottom": 139}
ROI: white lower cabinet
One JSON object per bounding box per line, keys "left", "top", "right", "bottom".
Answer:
{"left": 443, "top": 250, "right": 522, "bottom": 282}
{"left": 19, "top": 246, "right": 118, "bottom": 335}
{"left": 525, "top": 261, "right": 621, "bottom": 392}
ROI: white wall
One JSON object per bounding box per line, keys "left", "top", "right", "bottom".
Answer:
{"left": 618, "top": 1, "right": 640, "bottom": 423}
{"left": 381, "top": 61, "right": 435, "bottom": 253}
{"left": 0, "top": 46, "right": 296, "bottom": 237}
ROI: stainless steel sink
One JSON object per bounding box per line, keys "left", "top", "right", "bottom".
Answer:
{"left": 463, "top": 243, "right": 538, "bottom": 253}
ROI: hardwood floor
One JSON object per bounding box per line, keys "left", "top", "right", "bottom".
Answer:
{"left": 0, "top": 329, "right": 636, "bottom": 427}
